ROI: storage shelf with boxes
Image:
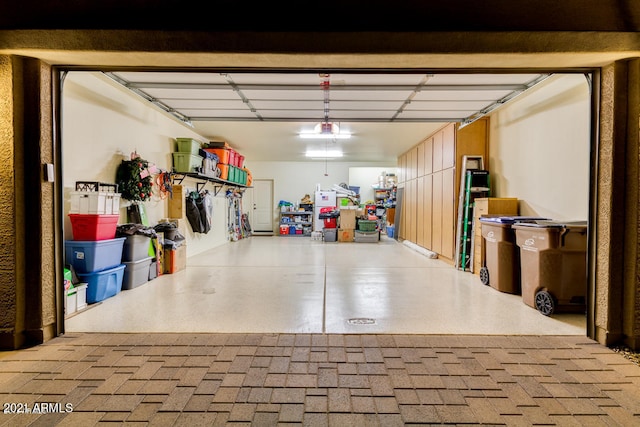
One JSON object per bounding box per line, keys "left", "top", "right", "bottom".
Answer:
{"left": 173, "top": 137, "right": 252, "bottom": 187}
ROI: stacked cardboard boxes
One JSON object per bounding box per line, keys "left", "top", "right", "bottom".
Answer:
{"left": 338, "top": 207, "right": 357, "bottom": 242}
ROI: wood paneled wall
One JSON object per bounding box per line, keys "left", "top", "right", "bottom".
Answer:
{"left": 397, "top": 119, "right": 488, "bottom": 262}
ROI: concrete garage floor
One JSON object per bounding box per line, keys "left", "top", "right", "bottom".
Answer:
{"left": 65, "top": 235, "right": 586, "bottom": 335}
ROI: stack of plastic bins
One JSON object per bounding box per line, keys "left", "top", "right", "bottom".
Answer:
{"left": 121, "top": 233, "right": 153, "bottom": 290}
{"left": 65, "top": 238, "right": 126, "bottom": 304}
{"left": 512, "top": 220, "right": 588, "bottom": 315}
{"left": 479, "top": 216, "right": 547, "bottom": 294}
{"left": 173, "top": 138, "right": 203, "bottom": 173}
{"left": 355, "top": 218, "right": 380, "bottom": 243}
{"left": 319, "top": 207, "right": 339, "bottom": 242}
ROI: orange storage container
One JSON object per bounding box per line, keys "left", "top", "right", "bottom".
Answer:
{"left": 204, "top": 148, "right": 230, "bottom": 164}
{"left": 218, "top": 163, "right": 229, "bottom": 180}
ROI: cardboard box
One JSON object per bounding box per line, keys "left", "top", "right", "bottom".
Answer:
{"left": 163, "top": 245, "right": 186, "bottom": 274}
{"left": 338, "top": 228, "right": 354, "bottom": 242}
{"left": 168, "top": 185, "right": 186, "bottom": 218}
{"left": 339, "top": 209, "right": 357, "bottom": 229}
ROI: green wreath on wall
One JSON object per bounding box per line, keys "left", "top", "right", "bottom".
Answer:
{"left": 116, "top": 156, "right": 153, "bottom": 202}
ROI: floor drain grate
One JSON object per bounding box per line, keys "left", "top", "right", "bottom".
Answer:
{"left": 348, "top": 318, "right": 376, "bottom": 325}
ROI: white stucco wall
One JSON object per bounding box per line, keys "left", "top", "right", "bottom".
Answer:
{"left": 488, "top": 74, "right": 591, "bottom": 221}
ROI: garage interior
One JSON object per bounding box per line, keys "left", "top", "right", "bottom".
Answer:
{"left": 60, "top": 69, "right": 591, "bottom": 335}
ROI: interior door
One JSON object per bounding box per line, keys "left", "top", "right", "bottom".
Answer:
{"left": 250, "top": 179, "right": 274, "bottom": 234}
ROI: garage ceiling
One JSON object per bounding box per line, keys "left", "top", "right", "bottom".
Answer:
{"left": 106, "top": 71, "right": 550, "bottom": 163}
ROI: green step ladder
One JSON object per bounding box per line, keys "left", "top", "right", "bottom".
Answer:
{"left": 454, "top": 155, "right": 490, "bottom": 271}
{"left": 458, "top": 170, "right": 490, "bottom": 271}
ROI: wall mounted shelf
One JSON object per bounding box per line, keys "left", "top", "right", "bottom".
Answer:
{"left": 171, "top": 172, "right": 251, "bottom": 196}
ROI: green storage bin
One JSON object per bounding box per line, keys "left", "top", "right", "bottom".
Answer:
{"left": 172, "top": 152, "right": 203, "bottom": 173}
{"left": 175, "top": 138, "right": 201, "bottom": 154}
{"left": 358, "top": 219, "right": 377, "bottom": 232}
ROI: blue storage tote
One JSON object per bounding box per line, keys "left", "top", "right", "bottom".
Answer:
{"left": 77, "top": 264, "right": 126, "bottom": 303}
{"left": 65, "top": 237, "right": 126, "bottom": 273}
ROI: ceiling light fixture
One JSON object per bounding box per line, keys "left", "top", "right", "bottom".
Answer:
{"left": 299, "top": 122, "right": 351, "bottom": 139}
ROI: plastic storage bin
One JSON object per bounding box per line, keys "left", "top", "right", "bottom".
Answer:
{"left": 172, "top": 152, "right": 203, "bottom": 173}
{"left": 175, "top": 138, "right": 201, "bottom": 154}
{"left": 323, "top": 228, "right": 337, "bottom": 242}
{"left": 69, "top": 214, "right": 119, "bottom": 241}
{"left": 70, "top": 190, "right": 121, "bottom": 215}
{"left": 65, "top": 237, "right": 126, "bottom": 273}
{"left": 203, "top": 148, "right": 230, "bottom": 164}
{"left": 75, "top": 284, "right": 88, "bottom": 311}
{"left": 66, "top": 283, "right": 88, "bottom": 316}
{"left": 358, "top": 219, "right": 377, "bottom": 232}
{"left": 319, "top": 207, "right": 338, "bottom": 229}
{"left": 77, "top": 264, "right": 126, "bottom": 304}
{"left": 386, "top": 225, "right": 395, "bottom": 237}
{"left": 355, "top": 230, "right": 379, "bottom": 243}
{"left": 122, "top": 256, "right": 152, "bottom": 290}
{"left": 513, "top": 220, "right": 588, "bottom": 315}
{"left": 218, "top": 163, "right": 229, "bottom": 180}
{"left": 122, "top": 234, "right": 152, "bottom": 262}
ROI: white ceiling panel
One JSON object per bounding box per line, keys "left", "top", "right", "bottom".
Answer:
{"left": 326, "top": 100, "right": 406, "bottom": 111}
{"left": 405, "top": 100, "right": 494, "bottom": 110}
{"left": 397, "top": 110, "right": 480, "bottom": 120}
{"left": 101, "top": 71, "right": 553, "bottom": 162}
{"left": 240, "top": 90, "right": 325, "bottom": 101}
{"left": 143, "top": 88, "right": 240, "bottom": 100}
{"left": 257, "top": 110, "right": 331, "bottom": 119}
{"left": 249, "top": 100, "right": 324, "bottom": 110}
{"left": 428, "top": 73, "right": 543, "bottom": 85}
{"left": 163, "top": 99, "right": 250, "bottom": 109}
{"left": 179, "top": 109, "right": 258, "bottom": 119}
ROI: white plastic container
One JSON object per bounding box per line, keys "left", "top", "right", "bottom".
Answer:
{"left": 70, "top": 191, "right": 121, "bottom": 215}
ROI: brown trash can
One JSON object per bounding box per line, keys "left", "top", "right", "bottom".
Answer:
{"left": 512, "top": 220, "right": 588, "bottom": 315}
{"left": 479, "top": 218, "right": 522, "bottom": 294}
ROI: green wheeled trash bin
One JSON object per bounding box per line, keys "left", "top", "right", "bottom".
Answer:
{"left": 512, "top": 220, "right": 588, "bottom": 316}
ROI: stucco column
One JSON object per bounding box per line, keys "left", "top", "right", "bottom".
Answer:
{"left": 0, "top": 56, "right": 58, "bottom": 350}
{"left": 594, "top": 59, "right": 640, "bottom": 348}
{"left": 0, "top": 56, "right": 27, "bottom": 349}
{"left": 622, "top": 59, "right": 640, "bottom": 349}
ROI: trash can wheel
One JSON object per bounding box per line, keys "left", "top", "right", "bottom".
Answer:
{"left": 535, "top": 290, "right": 556, "bottom": 316}
{"left": 479, "top": 267, "right": 490, "bottom": 286}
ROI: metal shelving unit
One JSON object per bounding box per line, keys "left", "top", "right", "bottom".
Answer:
{"left": 279, "top": 211, "right": 314, "bottom": 236}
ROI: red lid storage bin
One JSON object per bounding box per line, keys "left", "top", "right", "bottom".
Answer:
{"left": 69, "top": 214, "right": 119, "bottom": 241}
{"left": 320, "top": 206, "right": 338, "bottom": 229}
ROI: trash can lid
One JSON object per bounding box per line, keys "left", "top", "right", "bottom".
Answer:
{"left": 512, "top": 219, "right": 587, "bottom": 229}
{"left": 479, "top": 216, "right": 548, "bottom": 225}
